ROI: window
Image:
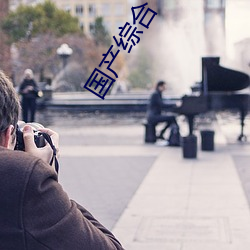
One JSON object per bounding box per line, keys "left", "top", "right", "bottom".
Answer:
{"left": 115, "top": 20, "right": 123, "bottom": 31}
{"left": 89, "top": 4, "right": 96, "bottom": 17}
{"left": 115, "top": 3, "right": 124, "bottom": 16}
{"left": 89, "top": 22, "right": 95, "bottom": 33}
{"left": 80, "top": 22, "right": 84, "bottom": 32}
{"left": 165, "top": 0, "right": 177, "bottom": 10}
{"left": 76, "top": 5, "right": 84, "bottom": 16}
{"left": 101, "top": 3, "right": 111, "bottom": 16}
{"left": 205, "top": 0, "right": 225, "bottom": 9}
{"left": 64, "top": 5, "right": 71, "bottom": 13}
{"left": 104, "top": 21, "right": 112, "bottom": 32}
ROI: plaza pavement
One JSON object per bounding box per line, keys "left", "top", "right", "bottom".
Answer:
{"left": 44, "top": 112, "right": 250, "bottom": 250}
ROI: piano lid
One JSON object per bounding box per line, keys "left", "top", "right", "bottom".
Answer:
{"left": 201, "top": 57, "right": 250, "bottom": 92}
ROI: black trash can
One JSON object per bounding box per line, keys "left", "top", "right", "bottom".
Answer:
{"left": 200, "top": 130, "right": 214, "bottom": 151}
{"left": 182, "top": 135, "right": 197, "bottom": 159}
{"left": 144, "top": 122, "right": 156, "bottom": 143}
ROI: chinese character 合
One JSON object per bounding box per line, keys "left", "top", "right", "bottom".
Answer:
{"left": 131, "top": 2, "right": 158, "bottom": 29}
{"left": 83, "top": 68, "right": 116, "bottom": 99}
{"left": 113, "top": 22, "right": 143, "bottom": 53}
{"left": 99, "top": 45, "right": 120, "bottom": 78}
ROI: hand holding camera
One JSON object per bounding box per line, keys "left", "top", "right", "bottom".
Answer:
{"left": 15, "top": 122, "right": 59, "bottom": 172}
{"left": 15, "top": 122, "right": 46, "bottom": 151}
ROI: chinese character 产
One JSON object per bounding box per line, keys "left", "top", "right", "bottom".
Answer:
{"left": 99, "top": 45, "right": 120, "bottom": 78}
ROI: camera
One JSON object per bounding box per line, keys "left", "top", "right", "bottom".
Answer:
{"left": 14, "top": 122, "right": 46, "bottom": 151}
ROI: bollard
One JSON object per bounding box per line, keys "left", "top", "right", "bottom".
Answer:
{"left": 144, "top": 122, "right": 156, "bottom": 143}
{"left": 182, "top": 135, "right": 197, "bottom": 159}
{"left": 200, "top": 130, "right": 215, "bottom": 151}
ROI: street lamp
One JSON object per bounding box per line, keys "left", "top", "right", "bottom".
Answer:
{"left": 56, "top": 43, "right": 73, "bottom": 68}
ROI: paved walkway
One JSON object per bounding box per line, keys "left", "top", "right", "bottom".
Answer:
{"left": 111, "top": 121, "right": 250, "bottom": 249}
{"left": 45, "top": 112, "right": 250, "bottom": 250}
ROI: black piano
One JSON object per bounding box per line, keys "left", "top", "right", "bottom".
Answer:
{"left": 175, "top": 57, "right": 250, "bottom": 141}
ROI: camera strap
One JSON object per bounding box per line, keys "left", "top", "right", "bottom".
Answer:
{"left": 40, "top": 132, "right": 59, "bottom": 174}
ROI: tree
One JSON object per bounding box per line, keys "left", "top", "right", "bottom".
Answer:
{"left": 1, "top": 0, "right": 80, "bottom": 43}
{"left": 12, "top": 33, "right": 127, "bottom": 92}
{"left": 0, "top": 0, "right": 12, "bottom": 75}
{"left": 91, "top": 16, "right": 111, "bottom": 47}
{"left": 13, "top": 33, "right": 87, "bottom": 85}
{"left": 1, "top": 1, "right": 127, "bottom": 92}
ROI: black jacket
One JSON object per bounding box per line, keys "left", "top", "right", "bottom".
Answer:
{"left": 19, "top": 79, "right": 38, "bottom": 99}
{"left": 147, "top": 90, "right": 169, "bottom": 118}
{"left": 0, "top": 147, "right": 124, "bottom": 250}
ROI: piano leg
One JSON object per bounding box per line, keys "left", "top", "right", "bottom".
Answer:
{"left": 238, "top": 109, "right": 247, "bottom": 142}
{"left": 187, "top": 115, "right": 195, "bottom": 135}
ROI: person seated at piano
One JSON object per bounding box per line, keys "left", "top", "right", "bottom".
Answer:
{"left": 146, "top": 80, "right": 178, "bottom": 140}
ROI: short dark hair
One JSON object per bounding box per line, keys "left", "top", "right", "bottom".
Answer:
{"left": 0, "top": 71, "right": 20, "bottom": 143}
{"left": 156, "top": 80, "right": 166, "bottom": 90}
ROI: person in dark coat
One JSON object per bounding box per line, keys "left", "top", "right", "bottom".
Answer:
{"left": 0, "top": 70, "right": 124, "bottom": 250}
{"left": 19, "top": 69, "right": 39, "bottom": 123}
{"left": 147, "top": 80, "right": 178, "bottom": 140}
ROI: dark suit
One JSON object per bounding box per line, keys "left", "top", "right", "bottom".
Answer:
{"left": 147, "top": 90, "right": 177, "bottom": 138}
{"left": 0, "top": 147, "right": 124, "bottom": 250}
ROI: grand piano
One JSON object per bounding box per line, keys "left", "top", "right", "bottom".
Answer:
{"left": 175, "top": 57, "right": 250, "bottom": 141}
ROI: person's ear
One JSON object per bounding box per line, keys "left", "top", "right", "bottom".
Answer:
{"left": 2, "top": 125, "right": 15, "bottom": 149}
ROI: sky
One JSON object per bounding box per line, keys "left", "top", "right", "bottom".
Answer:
{"left": 226, "top": 0, "right": 250, "bottom": 57}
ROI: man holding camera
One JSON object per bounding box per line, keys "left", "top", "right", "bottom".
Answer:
{"left": 0, "top": 71, "right": 124, "bottom": 249}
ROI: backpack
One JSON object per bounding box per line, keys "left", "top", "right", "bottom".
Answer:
{"left": 168, "top": 124, "right": 181, "bottom": 147}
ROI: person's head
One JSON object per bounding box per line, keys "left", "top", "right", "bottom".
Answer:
{"left": 156, "top": 80, "right": 166, "bottom": 92}
{"left": 0, "top": 71, "right": 20, "bottom": 149}
{"left": 24, "top": 69, "right": 33, "bottom": 79}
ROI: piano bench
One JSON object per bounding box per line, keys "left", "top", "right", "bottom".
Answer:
{"left": 142, "top": 120, "right": 156, "bottom": 143}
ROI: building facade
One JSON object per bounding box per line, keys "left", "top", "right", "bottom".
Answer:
{"left": 10, "top": 0, "right": 130, "bottom": 36}
{"left": 51, "top": 0, "right": 129, "bottom": 35}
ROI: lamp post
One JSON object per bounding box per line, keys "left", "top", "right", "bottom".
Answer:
{"left": 56, "top": 43, "right": 73, "bottom": 68}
